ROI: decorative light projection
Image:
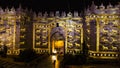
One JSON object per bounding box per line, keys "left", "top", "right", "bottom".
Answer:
{"left": 34, "top": 24, "right": 49, "bottom": 48}
{"left": 0, "top": 2, "right": 119, "bottom": 60}
{"left": 85, "top": 2, "right": 120, "bottom": 59}
{"left": 33, "top": 24, "right": 49, "bottom": 54}
{"left": 99, "top": 20, "right": 120, "bottom": 52}
{"left": 67, "top": 20, "right": 82, "bottom": 50}
{"left": 0, "top": 20, "right": 15, "bottom": 49}
{"left": 0, "top": 7, "right": 21, "bottom": 55}
{"left": 33, "top": 11, "right": 83, "bottom": 54}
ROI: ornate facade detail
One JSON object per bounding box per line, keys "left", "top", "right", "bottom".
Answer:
{"left": 85, "top": 2, "right": 120, "bottom": 59}
{"left": 0, "top": 2, "right": 119, "bottom": 59}
{"left": 86, "top": 2, "right": 120, "bottom": 15}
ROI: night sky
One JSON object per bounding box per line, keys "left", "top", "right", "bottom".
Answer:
{"left": 0, "top": 0, "right": 119, "bottom": 12}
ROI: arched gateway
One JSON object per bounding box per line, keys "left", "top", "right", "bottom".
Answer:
{"left": 50, "top": 27, "right": 65, "bottom": 55}
{"left": 33, "top": 18, "right": 83, "bottom": 55}
{"left": 0, "top": 2, "right": 119, "bottom": 60}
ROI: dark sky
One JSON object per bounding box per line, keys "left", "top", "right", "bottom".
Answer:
{"left": 0, "top": 0, "right": 119, "bottom": 12}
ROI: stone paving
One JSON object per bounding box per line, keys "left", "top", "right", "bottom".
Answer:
{"left": 0, "top": 57, "right": 26, "bottom": 68}
{"left": 0, "top": 56, "right": 119, "bottom": 68}
{"left": 0, "top": 56, "right": 56, "bottom": 68}
{"left": 66, "top": 64, "right": 120, "bottom": 68}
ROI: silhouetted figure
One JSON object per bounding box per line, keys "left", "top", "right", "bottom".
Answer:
{"left": 1, "top": 44, "right": 8, "bottom": 57}
{"left": 53, "top": 60, "right": 56, "bottom": 64}
{"left": 0, "top": 45, "right": 4, "bottom": 56}
{"left": 0, "top": 45, "right": 3, "bottom": 55}
{"left": 52, "top": 60, "right": 56, "bottom": 68}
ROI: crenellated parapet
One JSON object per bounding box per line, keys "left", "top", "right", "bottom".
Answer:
{"left": 33, "top": 11, "right": 82, "bottom": 24}
{"left": 33, "top": 11, "right": 80, "bottom": 18}
{"left": 85, "top": 2, "right": 120, "bottom": 15}
{"left": 0, "top": 5, "right": 28, "bottom": 23}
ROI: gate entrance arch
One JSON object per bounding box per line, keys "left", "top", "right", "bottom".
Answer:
{"left": 50, "top": 27, "right": 65, "bottom": 55}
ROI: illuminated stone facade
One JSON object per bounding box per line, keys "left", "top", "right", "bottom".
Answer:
{"left": 0, "top": 7, "right": 21, "bottom": 55}
{"left": 33, "top": 12, "right": 83, "bottom": 54}
{"left": 0, "top": 2, "right": 119, "bottom": 59}
{"left": 0, "top": 6, "right": 33, "bottom": 55}
{"left": 85, "top": 2, "right": 120, "bottom": 59}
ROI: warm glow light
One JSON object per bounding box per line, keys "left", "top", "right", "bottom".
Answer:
{"left": 53, "top": 49, "right": 57, "bottom": 54}
{"left": 52, "top": 55, "right": 57, "bottom": 61}
{"left": 55, "top": 40, "right": 64, "bottom": 48}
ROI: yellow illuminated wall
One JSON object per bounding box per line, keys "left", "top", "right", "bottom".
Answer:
{"left": 54, "top": 40, "right": 64, "bottom": 48}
